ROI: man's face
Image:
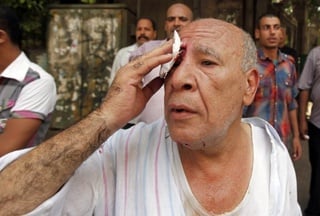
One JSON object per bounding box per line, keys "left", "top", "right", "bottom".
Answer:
{"left": 164, "top": 19, "right": 250, "bottom": 149}
{"left": 164, "top": 4, "right": 193, "bottom": 39}
{"left": 255, "top": 17, "right": 281, "bottom": 49}
{"left": 135, "top": 19, "right": 157, "bottom": 46}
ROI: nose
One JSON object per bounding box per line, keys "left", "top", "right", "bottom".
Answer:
{"left": 173, "top": 18, "right": 181, "bottom": 27}
{"left": 166, "top": 59, "right": 195, "bottom": 91}
{"left": 270, "top": 26, "right": 277, "bottom": 34}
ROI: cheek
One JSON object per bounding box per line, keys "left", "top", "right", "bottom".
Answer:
{"left": 204, "top": 75, "right": 244, "bottom": 119}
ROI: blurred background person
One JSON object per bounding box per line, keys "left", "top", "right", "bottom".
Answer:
{"left": 0, "top": 6, "right": 56, "bottom": 157}
{"left": 279, "top": 26, "right": 298, "bottom": 64}
{"left": 109, "top": 17, "right": 157, "bottom": 84}
{"left": 298, "top": 45, "right": 320, "bottom": 216}
{"left": 279, "top": 25, "right": 299, "bottom": 76}
{"left": 243, "top": 13, "right": 302, "bottom": 161}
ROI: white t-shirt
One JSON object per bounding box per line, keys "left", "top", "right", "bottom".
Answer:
{"left": 0, "top": 117, "right": 301, "bottom": 215}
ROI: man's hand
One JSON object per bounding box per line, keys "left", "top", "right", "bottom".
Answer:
{"left": 291, "top": 136, "right": 302, "bottom": 161}
{"left": 97, "top": 40, "right": 173, "bottom": 130}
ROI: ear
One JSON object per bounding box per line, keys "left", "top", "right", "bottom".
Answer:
{"left": 254, "top": 28, "right": 260, "bottom": 40}
{"left": 243, "top": 68, "right": 259, "bottom": 106}
{"left": 0, "top": 29, "right": 7, "bottom": 44}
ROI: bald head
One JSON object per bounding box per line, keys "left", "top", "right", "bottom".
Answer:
{"left": 164, "top": 3, "right": 193, "bottom": 39}
{"left": 179, "top": 18, "right": 257, "bottom": 72}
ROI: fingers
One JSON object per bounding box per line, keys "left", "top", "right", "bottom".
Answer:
{"left": 122, "top": 40, "right": 174, "bottom": 79}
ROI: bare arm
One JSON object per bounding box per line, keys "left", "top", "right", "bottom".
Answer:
{"left": 0, "top": 40, "right": 173, "bottom": 215}
{"left": 0, "top": 118, "right": 41, "bottom": 156}
{"left": 289, "top": 108, "right": 302, "bottom": 161}
{"left": 298, "top": 90, "right": 310, "bottom": 139}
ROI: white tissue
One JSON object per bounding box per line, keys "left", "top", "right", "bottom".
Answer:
{"left": 159, "top": 30, "right": 181, "bottom": 78}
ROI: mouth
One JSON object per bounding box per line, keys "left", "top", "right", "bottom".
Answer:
{"left": 267, "top": 38, "right": 277, "bottom": 42}
{"left": 138, "top": 36, "right": 149, "bottom": 41}
{"left": 172, "top": 107, "right": 187, "bottom": 113}
{"left": 168, "top": 104, "right": 196, "bottom": 119}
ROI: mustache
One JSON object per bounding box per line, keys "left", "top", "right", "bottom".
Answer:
{"left": 137, "top": 35, "right": 150, "bottom": 40}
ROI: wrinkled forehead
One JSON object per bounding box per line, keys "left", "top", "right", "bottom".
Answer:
{"left": 179, "top": 19, "right": 243, "bottom": 54}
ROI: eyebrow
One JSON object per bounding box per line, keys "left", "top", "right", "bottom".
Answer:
{"left": 260, "top": 23, "right": 281, "bottom": 28}
{"left": 166, "top": 16, "right": 189, "bottom": 20}
{"left": 194, "top": 44, "right": 223, "bottom": 63}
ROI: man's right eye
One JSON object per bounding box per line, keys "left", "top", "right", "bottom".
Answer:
{"left": 180, "top": 17, "right": 189, "bottom": 22}
{"left": 166, "top": 17, "right": 175, "bottom": 22}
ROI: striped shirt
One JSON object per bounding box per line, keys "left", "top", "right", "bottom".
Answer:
{"left": 0, "top": 117, "right": 301, "bottom": 215}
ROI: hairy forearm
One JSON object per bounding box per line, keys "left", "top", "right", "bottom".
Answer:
{"left": 0, "top": 110, "right": 114, "bottom": 215}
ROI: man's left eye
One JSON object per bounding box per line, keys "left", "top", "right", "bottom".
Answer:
{"left": 201, "top": 60, "right": 214, "bottom": 66}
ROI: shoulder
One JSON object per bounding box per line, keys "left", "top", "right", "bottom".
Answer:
{"left": 29, "top": 63, "right": 55, "bottom": 81}
{"left": 286, "top": 54, "right": 295, "bottom": 64}
{"left": 279, "top": 51, "right": 296, "bottom": 65}
{"left": 113, "top": 44, "right": 137, "bottom": 62}
{"left": 117, "top": 43, "right": 137, "bottom": 53}
{"left": 130, "top": 40, "right": 166, "bottom": 59}
{"left": 307, "top": 46, "right": 320, "bottom": 58}
{"left": 242, "top": 117, "right": 287, "bottom": 152}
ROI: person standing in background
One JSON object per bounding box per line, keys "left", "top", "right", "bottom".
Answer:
{"left": 298, "top": 45, "right": 320, "bottom": 216}
{"left": 279, "top": 26, "right": 299, "bottom": 76}
{"left": 243, "top": 13, "right": 302, "bottom": 161}
{"left": 0, "top": 6, "right": 57, "bottom": 156}
{"left": 128, "top": 3, "right": 194, "bottom": 124}
{"left": 279, "top": 26, "right": 298, "bottom": 64}
{"left": 109, "top": 17, "right": 157, "bottom": 84}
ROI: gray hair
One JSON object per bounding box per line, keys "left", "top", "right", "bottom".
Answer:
{"left": 241, "top": 31, "right": 257, "bottom": 72}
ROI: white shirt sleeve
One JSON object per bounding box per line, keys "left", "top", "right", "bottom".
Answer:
{"left": 12, "top": 75, "right": 56, "bottom": 115}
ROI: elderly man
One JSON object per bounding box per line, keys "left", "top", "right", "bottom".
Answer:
{"left": 0, "top": 18, "right": 301, "bottom": 215}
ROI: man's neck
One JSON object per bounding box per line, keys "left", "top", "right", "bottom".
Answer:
{"left": 261, "top": 47, "right": 278, "bottom": 61}
{"left": 0, "top": 45, "right": 21, "bottom": 74}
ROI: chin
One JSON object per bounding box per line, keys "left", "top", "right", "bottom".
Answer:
{"left": 169, "top": 129, "right": 193, "bottom": 142}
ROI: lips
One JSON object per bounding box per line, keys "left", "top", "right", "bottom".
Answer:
{"left": 169, "top": 104, "right": 191, "bottom": 112}
{"left": 267, "top": 37, "right": 277, "bottom": 42}
{"left": 168, "top": 103, "right": 196, "bottom": 119}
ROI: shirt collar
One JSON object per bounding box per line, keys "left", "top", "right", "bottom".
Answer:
{"left": 257, "top": 48, "right": 286, "bottom": 63}
{"left": 1, "top": 52, "right": 30, "bottom": 82}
